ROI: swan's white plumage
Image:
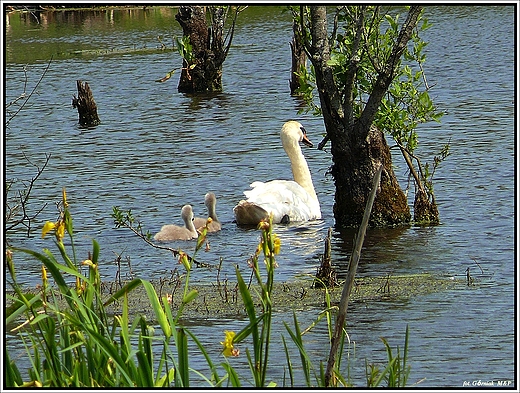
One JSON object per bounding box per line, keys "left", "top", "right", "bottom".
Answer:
{"left": 154, "top": 205, "right": 198, "bottom": 241}
{"left": 193, "top": 192, "right": 222, "bottom": 232}
{"left": 234, "top": 121, "right": 321, "bottom": 225}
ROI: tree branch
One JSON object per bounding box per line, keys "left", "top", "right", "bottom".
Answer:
{"left": 223, "top": 6, "right": 246, "bottom": 59}
{"left": 5, "top": 153, "right": 51, "bottom": 236}
{"left": 6, "top": 58, "right": 53, "bottom": 128}
{"left": 343, "top": 6, "right": 366, "bottom": 127}
{"left": 308, "top": 6, "right": 345, "bottom": 137}
{"left": 357, "top": 6, "right": 423, "bottom": 137}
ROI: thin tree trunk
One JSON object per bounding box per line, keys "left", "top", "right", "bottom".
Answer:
{"left": 289, "top": 19, "right": 306, "bottom": 95}
{"left": 399, "top": 144, "right": 440, "bottom": 225}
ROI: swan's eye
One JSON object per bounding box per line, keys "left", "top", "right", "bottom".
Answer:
{"left": 300, "top": 126, "right": 307, "bottom": 135}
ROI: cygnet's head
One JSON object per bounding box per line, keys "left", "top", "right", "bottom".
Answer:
{"left": 204, "top": 192, "right": 216, "bottom": 208}
{"left": 181, "top": 205, "right": 194, "bottom": 222}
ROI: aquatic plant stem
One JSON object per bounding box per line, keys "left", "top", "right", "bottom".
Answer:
{"left": 324, "top": 164, "right": 382, "bottom": 386}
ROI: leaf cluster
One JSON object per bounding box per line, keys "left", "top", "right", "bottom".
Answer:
{"left": 296, "top": 6, "right": 443, "bottom": 152}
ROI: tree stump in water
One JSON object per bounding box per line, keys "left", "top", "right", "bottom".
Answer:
{"left": 313, "top": 228, "right": 338, "bottom": 288}
{"left": 72, "top": 80, "right": 100, "bottom": 126}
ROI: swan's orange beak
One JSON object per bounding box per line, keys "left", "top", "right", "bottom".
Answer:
{"left": 301, "top": 127, "right": 314, "bottom": 148}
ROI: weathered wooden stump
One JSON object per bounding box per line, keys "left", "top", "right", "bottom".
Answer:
{"left": 72, "top": 80, "right": 100, "bottom": 126}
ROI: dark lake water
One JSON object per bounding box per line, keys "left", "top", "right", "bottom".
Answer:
{"left": 4, "top": 5, "right": 516, "bottom": 387}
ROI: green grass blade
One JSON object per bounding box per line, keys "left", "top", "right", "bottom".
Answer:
{"left": 136, "top": 351, "right": 154, "bottom": 386}
{"left": 55, "top": 239, "right": 75, "bottom": 269}
{"left": 372, "top": 357, "right": 398, "bottom": 387}
{"left": 14, "top": 247, "right": 71, "bottom": 298}
{"left": 155, "top": 367, "right": 176, "bottom": 387}
{"left": 83, "top": 327, "right": 134, "bottom": 386}
{"left": 185, "top": 328, "right": 220, "bottom": 384}
{"left": 221, "top": 362, "right": 241, "bottom": 387}
{"left": 103, "top": 278, "right": 143, "bottom": 306}
{"left": 281, "top": 335, "right": 294, "bottom": 387}
{"left": 176, "top": 328, "right": 189, "bottom": 387}
{"left": 5, "top": 350, "right": 23, "bottom": 387}
{"left": 283, "top": 312, "right": 311, "bottom": 386}
{"left": 235, "top": 267, "right": 260, "bottom": 360}
{"left": 141, "top": 280, "right": 172, "bottom": 339}
{"left": 235, "top": 267, "right": 257, "bottom": 326}
{"left": 91, "top": 239, "right": 100, "bottom": 264}
{"left": 5, "top": 292, "right": 43, "bottom": 324}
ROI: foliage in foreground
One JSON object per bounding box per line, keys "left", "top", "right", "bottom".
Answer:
{"left": 6, "top": 189, "right": 410, "bottom": 387}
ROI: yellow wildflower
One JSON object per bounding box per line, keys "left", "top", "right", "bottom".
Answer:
{"left": 75, "top": 276, "right": 83, "bottom": 295}
{"left": 42, "top": 221, "right": 56, "bottom": 238}
{"left": 42, "top": 219, "right": 66, "bottom": 242}
{"left": 82, "top": 259, "right": 95, "bottom": 268}
{"left": 55, "top": 221, "right": 66, "bottom": 242}
{"left": 272, "top": 234, "right": 281, "bottom": 255}
{"left": 258, "top": 220, "right": 270, "bottom": 231}
{"left": 41, "top": 265, "right": 48, "bottom": 294}
{"left": 221, "top": 330, "right": 239, "bottom": 357}
{"left": 62, "top": 187, "right": 69, "bottom": 208}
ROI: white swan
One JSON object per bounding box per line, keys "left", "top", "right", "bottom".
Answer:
{"left": 233, "top": 120, "right": 321, "bottom": 225}
{"left": 193, "top": 192, "right": 222, "bottom": 232}
{"left": 154, "top": 205, "right": 198, "bottom": 241}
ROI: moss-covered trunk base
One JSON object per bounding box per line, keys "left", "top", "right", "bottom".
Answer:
{"left": 332, "top": 126, "right": 411, "bottom": 229}
{"left": 414, "top": 189, "right": 440, "bottom": 225}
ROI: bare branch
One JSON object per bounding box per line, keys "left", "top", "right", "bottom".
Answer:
{"left": 223, "top": 6, "right": 247, "bottom": 59}
{"left": 5, "top": 153, "right": 51, "bottom": 236}
{"left": 6, "top": 57, "right": 53, "bottom": 128}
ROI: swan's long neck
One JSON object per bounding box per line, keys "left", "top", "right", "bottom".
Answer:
{"left": 286, "top": 140, "right": 318, "bottom": 201}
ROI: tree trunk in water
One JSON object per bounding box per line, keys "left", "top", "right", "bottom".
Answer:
{"left": 175, "top": 6, "right": 223, "bottom": 93}
{"left": 414, "top": 189, "right": 439, "bottom": 225}
{"left": 72, "top": 80, "right": 100, "bottom": 127}
{"left": 306, "top": 6, "right": 423, "bottom": 228}
{"left": 289, "top": 19, "right": 306, "bottom": 95}
{"left": 331, "top": 124, "right": 410, "bottom": 227}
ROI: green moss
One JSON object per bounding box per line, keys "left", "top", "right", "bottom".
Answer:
{"left": 106, "top": 273, "right": 464, "bottom": 321}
